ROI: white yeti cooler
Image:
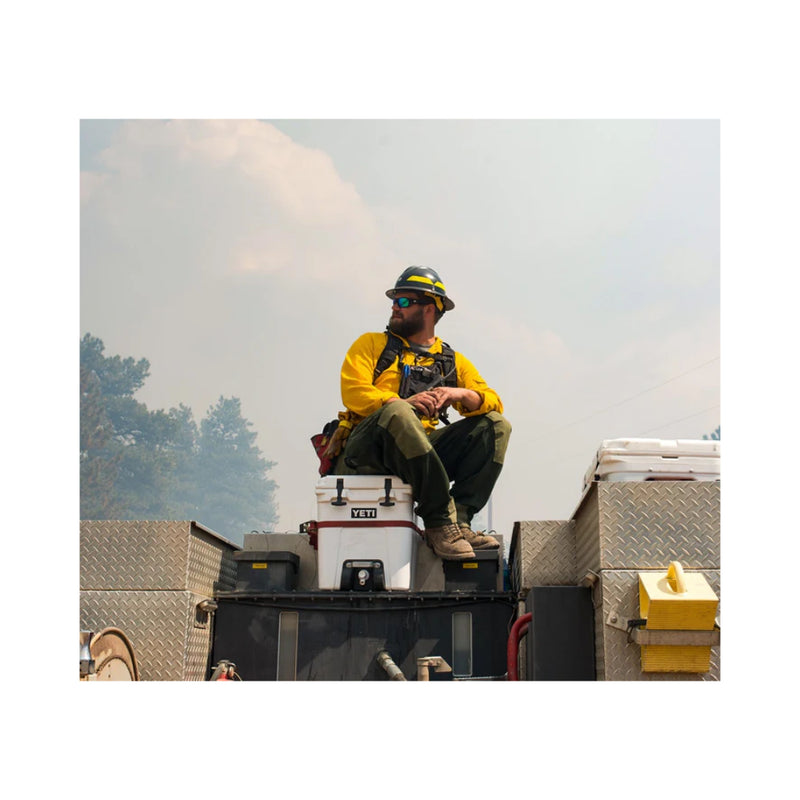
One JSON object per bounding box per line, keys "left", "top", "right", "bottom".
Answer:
{"left": 582, "top": 438, "right": 721, "bottom": 492}
{"left": 315, "top": 475, "right": 420, "bottom": 590}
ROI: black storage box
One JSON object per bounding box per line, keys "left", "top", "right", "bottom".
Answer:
{"left": 442, "top": 549, "right": 500, "bottom": 591}
{"left": 233, "top": 551, "right": 299, "bottom": 592}
{"left": 525, "top": 587, "right": 595, "bottom": 680}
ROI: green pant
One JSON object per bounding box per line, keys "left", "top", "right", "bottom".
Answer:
{"left": 333, "top": 402, "right": 511, "bottom": 528}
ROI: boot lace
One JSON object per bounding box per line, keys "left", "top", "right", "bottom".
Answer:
{"left": 444, "top": 523, "right": 465, "bottom": 543}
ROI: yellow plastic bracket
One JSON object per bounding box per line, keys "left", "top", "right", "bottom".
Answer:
{"left": 637, "top": 560, "right": 719, "bottom": 673}
{"left": 666, "top": 561, "right": 687, "bottom": 594}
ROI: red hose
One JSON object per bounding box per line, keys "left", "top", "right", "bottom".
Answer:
{"left": 507, "top": 612, "right": 532, "bottom": 681}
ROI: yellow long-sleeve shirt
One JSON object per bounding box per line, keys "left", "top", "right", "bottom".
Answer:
{"left": 339, "top": 331, "right": 503, "bottom": 434}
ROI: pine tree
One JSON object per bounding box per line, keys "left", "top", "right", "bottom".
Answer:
{"left": 191, "top": 396, "right": 279, "bottom": 541}
{"left": 80, "top": 363, "right": 121, "bottom": 518}
{"left": 79, "top": 335, "right": 279, "bottom": 543}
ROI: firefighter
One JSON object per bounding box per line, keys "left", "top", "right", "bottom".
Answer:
{"left": 324, "top": 266, "right": 511, "bottom": 559}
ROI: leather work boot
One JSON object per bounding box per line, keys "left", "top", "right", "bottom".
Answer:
{"left": 458, "top": 523, "right": 500, "bottom": 550}
{"left": 424, "top": 523, "right": 475, "bottom": 560}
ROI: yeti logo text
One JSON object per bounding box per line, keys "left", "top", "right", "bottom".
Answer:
{"left": 351, "top": 508, "right": 377, "bottom": 519}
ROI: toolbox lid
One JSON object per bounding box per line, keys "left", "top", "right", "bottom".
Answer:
{"left": 233, "top": 550, "right": 299, "bottom": 566}
{"left": 447, "top": 549, "right": 501, "bottom": 564}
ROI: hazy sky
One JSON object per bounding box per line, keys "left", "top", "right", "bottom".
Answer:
{"left": 80, "top": 119, "right": 719, "bottom": 540}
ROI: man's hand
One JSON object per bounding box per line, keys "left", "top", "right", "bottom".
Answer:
{"left": 386, "top": 386, "right": 482, "bottom": 418}
{"left": 431, "top": 386, "right": 482, "bottom": 413}
{"left": 403, "top": 391, "right": 440, "bottom": 418}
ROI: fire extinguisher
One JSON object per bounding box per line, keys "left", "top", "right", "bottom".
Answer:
{"left": 210, "top": 660, "right": 239, "bottom": 680}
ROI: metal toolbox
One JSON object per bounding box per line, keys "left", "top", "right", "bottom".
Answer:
{"left": 79, "top": 520, "right": 239, "bottom": 680}
{"left": 580, "top": 483, "right": 721, "bottom": 681}
{"left": 509, "top": 520, "right": 576, "bottom": 592}
{"left": 80, "top": 589, "right": 220, "bottom": 681}
{"left": 574, "top": 481, "right": 720, "bottom": 579}
{"left": 512, "top": 481, "right": 721, "bottom": 681}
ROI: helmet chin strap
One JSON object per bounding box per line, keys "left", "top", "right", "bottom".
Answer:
{"left": 425, "top": 293, "right": 444, "bottom": 312}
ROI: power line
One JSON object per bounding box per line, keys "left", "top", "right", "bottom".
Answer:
{"left": 539, "top": 403, "right": 721, "bottom": 472}
{"left": 531, "top": 355, "right": 720, "bottom": 442}
{"left": 636, "top": 404, "right": 720, "bottom": 437}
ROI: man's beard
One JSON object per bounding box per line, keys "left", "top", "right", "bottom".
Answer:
{"left": 388, "top": 309, "right": 425, "bottom": 339}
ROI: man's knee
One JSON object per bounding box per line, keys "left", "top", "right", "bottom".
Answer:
{"left": 486, "top": 411, "right": 512, "bottom": 435}
{"left": 485, "top": 411, "right": 511, "bottom": 464}
{"left": 376, "top": 400, "right": 418, "bottom": 424}
{"left": 376, "top": 401, "right": 431, "bottom": 459}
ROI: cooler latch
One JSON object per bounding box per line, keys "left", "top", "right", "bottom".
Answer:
{"left": 331, "top": 477, "right": 347, "bottom": 506}
{"left": 380, "top": 477, "right": 395, "bottom": 507}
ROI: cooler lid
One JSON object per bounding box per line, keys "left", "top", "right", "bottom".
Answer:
{"left": 582, "top": 437, "right": 721, "bottom": 493}
{"left": 595, "top": 438, "right": 720, "bottom": 459}
{"left": 315, "top": 475, "right": 413, "bottom": 490}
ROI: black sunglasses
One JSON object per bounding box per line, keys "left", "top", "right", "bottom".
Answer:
{"left": 391, "top": 296, "right": 433, "bottom": 309}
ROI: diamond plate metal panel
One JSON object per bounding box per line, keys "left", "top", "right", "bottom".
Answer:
{"left": 188, "top": 528, "right": 237, "bottom": 593}
{"left": 80, "top": 590, "right": 213, "bottom": 681}
{"left": 574, "top": 487, "right": 600, "bottom": 582}
{"left": 575, "top": 482, "right": 720, "bottom": 575}
{"left": 81, "top": 521, "right": 188, "bottom": 590}
{"left": 510, "top": 521, "right": 576, "bottom": 592}
{"left": 593, "top": 570, "right": 720, "bottom": 681}
{"left": 80, "top": 520, "right": 238, "bottom": 593}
